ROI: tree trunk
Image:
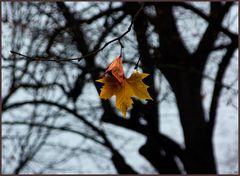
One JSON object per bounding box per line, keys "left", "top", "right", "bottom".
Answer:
{"left": 174, "top": 84, "right": 217, "bottom": 173}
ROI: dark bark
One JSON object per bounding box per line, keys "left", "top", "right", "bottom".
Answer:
{"left": 129, "top": 3, "right": 181, "bottom": 173}
{"left": 208, "top": 39, "right": 238, "bottom": 137}
{"left": 193, "top": 2, "right": 234, "bottom": 75}
{"left": 149, "top": 2, "right": 234, "bottom": 173}
{"left": 111, "top": 149, "right": 137, "bottom": 174}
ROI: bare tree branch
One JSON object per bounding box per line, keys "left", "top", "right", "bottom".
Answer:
{"left": 3, "top": 121, "right": 104, "bottom": 145}
{"left": 175, "top": 2, "right": 237, "bottom": 40}
{"left": 208, "top": 39, "right": 237, "bottom": 137}
{"left": 10, "top": 3, "right": 144, "bottom": 62}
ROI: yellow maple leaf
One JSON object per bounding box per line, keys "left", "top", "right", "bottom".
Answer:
{"left": 97, "top": 71, "right": 153, "bottom": 117}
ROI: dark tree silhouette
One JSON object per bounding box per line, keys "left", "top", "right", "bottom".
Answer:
{"left": 2, "top": 1, "right": 238, "bottom": 174}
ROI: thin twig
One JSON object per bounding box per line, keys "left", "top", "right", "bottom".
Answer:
{"left": 10, "top": 3, "right": 145, "bottom": 62}
{"left": 3, "top": 121, "right": 104, "bottom": 145}
{"left": 134, "top": 57, "right": 141, "bottom": 70}
{"left": 10, "top": 51, "right": 78, "bottom": 62}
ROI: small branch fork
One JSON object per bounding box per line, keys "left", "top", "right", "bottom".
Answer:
{"left": 10, "top": 3, "right": 145, "bottom": 63}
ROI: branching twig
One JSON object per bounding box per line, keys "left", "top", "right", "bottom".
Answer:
{"left": 10, "top": 3, "right": 145, "bottom": 62}
{"left": 3, "top": 121, "right": 104, "bottom": 145}
{"left": 208, "top": 40, "right": 237, "bottom": 137}
{"left": 175, "top": 2, "right": 237, "bottom": 40}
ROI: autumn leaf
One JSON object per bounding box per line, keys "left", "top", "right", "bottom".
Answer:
{"left": 104, "top": 56, "right": 125, "bottom": 83}
{"left": 96, "top": 56, "right": 152, "bottom": 117}
{"left": 97, "top": 71, "right": 152, "bottom": 117}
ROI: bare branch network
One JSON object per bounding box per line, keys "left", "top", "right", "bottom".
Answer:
{"left": 2, "top": 1, "right": 238, "bottom": 174}
{"left": 10, "top": 3, "right": 145, "bottom": 62}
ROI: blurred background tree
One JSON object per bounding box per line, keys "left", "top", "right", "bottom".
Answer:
{"left": 2, "top": 1, "right": 238, "bottom": 174}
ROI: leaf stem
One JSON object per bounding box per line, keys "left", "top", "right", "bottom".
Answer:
{"left": 134, "top": 57, "right": 141, "bottom": 70}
